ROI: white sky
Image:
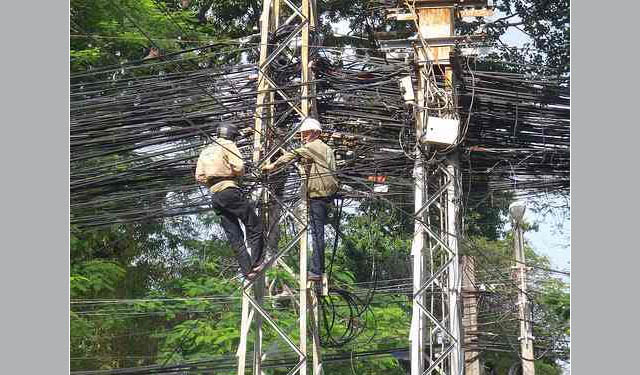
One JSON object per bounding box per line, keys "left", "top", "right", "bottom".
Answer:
{"left": 527, "top": 210, "right": 570, "bottom": 270}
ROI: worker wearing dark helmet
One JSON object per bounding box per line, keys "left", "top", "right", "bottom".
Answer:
{"left": 262, "top": 118, "right": 339, "bottom": 282}
{"left": 195, "top": 123, "right": 266, "bottom": 280}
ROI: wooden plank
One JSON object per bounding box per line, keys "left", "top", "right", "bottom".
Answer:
{"left": 310, "top": 290, "right": 323, "bottom": 375}
{"left": 458, "top": 8, "right": 494, "bottom": 18}
{"left": 299, "top": 222, "right": 308, "bottom": 375}
{"left": 387, "top": 13, "right": 417, "bottom": 21}
{"left": 252, "top": 278, "right": 265, "bottom": 375}
{"left": 237, "top": 295, "right": 252, "bottom": 374}
{"left": 301, "top": 0, "right": 311, "bottom": 118}
{"left": 253, "top": 0, "right": 273, "bottom": 165}
{"left": 413, "top": 0, "right": 488, "bottom": 6}
{"left": 374, "top": 31, "right": 414, "bottom": 40}
{"left": 417, "top": 7, "right": 454, "bottom": 63}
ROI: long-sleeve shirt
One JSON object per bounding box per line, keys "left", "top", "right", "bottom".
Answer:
{"left": 270, "top": 139, "right": 339, "bottom": 198}
{"left": 195, "top": 139, "right": 245, "bottom": 193}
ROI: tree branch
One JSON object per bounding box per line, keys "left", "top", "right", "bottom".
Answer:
{"left": 491, "top": 13, "right": 519, "bottom": 24}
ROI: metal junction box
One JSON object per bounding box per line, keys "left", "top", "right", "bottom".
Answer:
{"left": 422, "top": 116, "right": 459, "bottom": 145}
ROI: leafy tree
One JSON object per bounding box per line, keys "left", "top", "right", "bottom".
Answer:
{"left": 70, "top": 216, "right": 220, "bottom": 371}
{"left": 462, "top": 230, "right": 569, "bottom": 374}
{"left": 316, "top": 0, "right": 570, "bottom": 76}
{"left": 457, "top": 0, "right": 570, "bottom": 76}
{"left": 337, "top": 199, "right": 413, "bottom": 283}
{"left": 70, "top": 0, "right": 261, "bottom": 73}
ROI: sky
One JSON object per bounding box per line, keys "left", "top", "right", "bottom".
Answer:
{"left": 504, "top": 196, "right": 571, "bottom": 276}
{"left": 525, "top": 202, "right": 571, "bottom": 273}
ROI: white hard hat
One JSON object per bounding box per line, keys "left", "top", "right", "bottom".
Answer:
{"left": 298, "top": 118, "right": 322, "bottom": 132}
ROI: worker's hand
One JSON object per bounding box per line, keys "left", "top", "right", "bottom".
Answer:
{"left": 261, "top": 163, "right": 274, "bottom": 172}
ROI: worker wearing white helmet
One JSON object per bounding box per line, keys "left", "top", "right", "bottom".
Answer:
{"left": 262, "top": 117, "right": 339, "bottom": 281}
{"left": 298, "top": 117, "right": 322, "bottom": 132}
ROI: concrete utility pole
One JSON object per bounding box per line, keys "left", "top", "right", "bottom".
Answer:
{"left": 509, "top": 202, "right": 535, "bottom": 375}
{"left": 461, "top": 255, "right": 481, "bottom": 375}
{"left": 409, "top": 70, "right": 426, "bottom": 375}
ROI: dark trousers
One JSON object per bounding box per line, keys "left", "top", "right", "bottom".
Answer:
{"left": 211, "top": 188, "right": 264, "bottom": 275}
{"left": 309, "top": 196, "right": 333, "bottom": 275}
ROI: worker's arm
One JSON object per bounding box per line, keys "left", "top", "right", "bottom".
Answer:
{"left": 225, "top": 142, "right": 245, "bottom": 176}
{"left": 262, "top": 145, "right": 311, "bottom": 171}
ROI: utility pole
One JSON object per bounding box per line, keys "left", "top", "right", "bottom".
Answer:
{"left": 407, "top": 3, "right": 463, "bottom": 375}
{"left": 461, "top": 255, "right": 481, "bottom": 375}
{"left": 445, "top": 155, "right": 462, "bottom": 375}
{"left": 236, "top": 0, "right": 275, "bottom": 371}
{"left": 391, "top": 2, "right": 464, "bottom": 374}
{"left": 385, "top": 2, "right": 493, "bottom": 375}
{"left": 510, "top": 202, "right": 535, "bottom": 375}
{"left": 237, "top": 0, "right": 321, "bottom": 374}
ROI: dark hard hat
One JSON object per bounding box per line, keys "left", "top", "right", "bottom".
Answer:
{"left": 217, "top": 123, "right": 239, "bottom": 140}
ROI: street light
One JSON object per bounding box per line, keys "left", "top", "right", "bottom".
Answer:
{"left": 509, "top": 201, "right": 526, "bottom": 224}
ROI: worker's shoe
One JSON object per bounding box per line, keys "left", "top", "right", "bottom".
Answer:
{"left": 232, "top": 272, "right": 252, "bottom": 284}
{"left": 246, "top": 258, "right": 270, "bottom": 280}
{"left": 251, "top": 253, "right": 266, "bottom": 270}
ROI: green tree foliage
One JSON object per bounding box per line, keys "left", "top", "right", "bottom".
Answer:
{"left": 457, "top": 0, "right": 570, "bottom": 76}
{"left": 70, "top": 0, "right": 261, "bottom": 72}
{"left": 462, "top": 232, "right": 569, "bottom": 374}
{"left": 316, "top": 0, "right": 570, "bottom": 76}
{"left": 70, "top": 216, "right": 219, "bottom": 370}
{"left": 464, "top": 189, "right": 514, "bottom": 241}
{"left": 337, "top": 199, "right": 412, "bottom": 282}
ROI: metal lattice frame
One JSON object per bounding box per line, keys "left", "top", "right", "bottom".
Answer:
{"left": 411, "top": 162, "right": 462, "bottom": 375}
{"left": 403, "top": 1, "right": 484, "bottom": 374}
{"left": 237, "top": 0, "right": 321, "bottom": 374}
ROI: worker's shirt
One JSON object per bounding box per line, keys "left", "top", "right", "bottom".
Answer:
{"left": 271, "top": 139, "right": 339, "bottom": 198}
{"left": 195, "top": 139, "right": 245, "bottom": 193}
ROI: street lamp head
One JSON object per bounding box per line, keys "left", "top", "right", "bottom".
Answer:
{"left": 509, "top": 201, "right": 526, "bottom": 223}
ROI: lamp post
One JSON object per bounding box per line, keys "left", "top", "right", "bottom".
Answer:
{"left": 509, "top": 202, "right": 535, "bottom": 375}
